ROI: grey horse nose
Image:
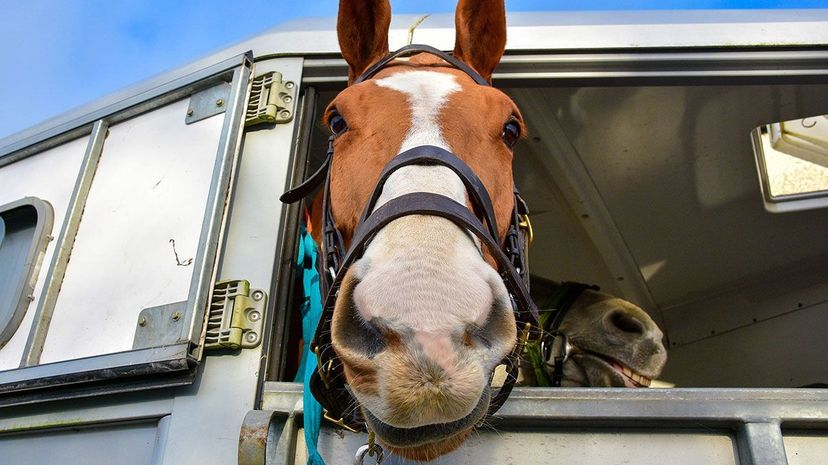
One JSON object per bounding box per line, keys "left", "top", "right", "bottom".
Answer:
{"left": 605, "top": 309, "right": 646, "bottom": 335}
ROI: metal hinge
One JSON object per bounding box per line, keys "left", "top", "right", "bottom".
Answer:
{"left": 205, "top": 280, "right": 267, "bottom": 350}
{"left": 245, "top": 72, "right": 296, "bottom": 127}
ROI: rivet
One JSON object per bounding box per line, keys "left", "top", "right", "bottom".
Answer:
{"left": 285, "top": 81, "right": 295, "bottom": 89}
{"left": 172, "top": 311, "right": 182, "bottom": 321}
{"left": 216, "top": 99, "right": 224, "bottom": 107}
{"left": 252, "top": 290, "right": 264, "bottom": 301}
{"left": 279, "top": 110, "right": 291, "bottom": 119}
{"left": 249, "top": 311, "right": 261, "bottom": 322}
{"left": 283, "top": 95, "right": 293, "bottom": 103}
{"left": 139, "top": 316, "right": 148, "bottom": 327}
{"left": 187, "top": 108, "right": 194, "bottom": 116}
{"left": 245, "top": 332, "right": 258, "bottom": 343}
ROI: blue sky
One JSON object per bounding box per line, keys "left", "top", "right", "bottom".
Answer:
{"left": 1, "top": 0, "right": 827, "bottom": 140}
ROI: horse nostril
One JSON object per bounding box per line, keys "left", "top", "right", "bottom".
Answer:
{"left": 334, "top": 282, "right": 387, "bottom": 357}
{"left": 607, "top": 310, "right": 645, "bottom": 335}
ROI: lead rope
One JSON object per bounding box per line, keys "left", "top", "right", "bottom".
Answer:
{"left": 354, "top": 431, "right": 385, "bottom": 465}
{"left": 295, "top": 225, "right": 327, "bottom": 465}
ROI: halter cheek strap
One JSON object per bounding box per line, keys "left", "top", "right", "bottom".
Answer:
{"left": 525, "top": 282, "right": 600, "bottom": 387}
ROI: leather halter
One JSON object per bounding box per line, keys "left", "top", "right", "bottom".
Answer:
{"left": 280, "top": 45, "right": 538, "bottom": 432}
{"left": 529, "top": 282, "right": 599, "bottom": 387}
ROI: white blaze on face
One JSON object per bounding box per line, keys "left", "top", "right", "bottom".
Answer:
{"left": 372, "top": 71, "right": 466, "bottom": 208}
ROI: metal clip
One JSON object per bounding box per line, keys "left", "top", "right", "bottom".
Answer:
{"left": 354, "top": 431, "right": 384, "bottom": 465}
{"left": 518, "top": 214, "right": 534, "bottom": 245}
{"left": 541, "top": 332, "right": 571, "bottom": 367}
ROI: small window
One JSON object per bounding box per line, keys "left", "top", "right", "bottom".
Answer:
{"left": 0, "top": 198, "right": 53, "bottom": 348}
{"left": 752, "top": 115, "right": 828, "bottom": 213}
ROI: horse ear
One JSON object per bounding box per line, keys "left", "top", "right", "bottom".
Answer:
{"left": 337, "top": 0, "right": 391, "bottom": 84}
{"left": 453, "top": 0, "right": 507, "bottom": 83}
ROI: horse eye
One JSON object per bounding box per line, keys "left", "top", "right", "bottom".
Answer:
{"left": 502, "top": 120, "right": 521, "bottom": 148}
{"left": 329, "top": 111, "right": 348, "bottom": 136}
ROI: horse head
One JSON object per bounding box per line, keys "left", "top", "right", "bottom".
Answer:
{"left": 527, "top": 276, "right": 668, "bottom": 388}
{"left": 317, "top": 0, "right": 522, "bottom": 459}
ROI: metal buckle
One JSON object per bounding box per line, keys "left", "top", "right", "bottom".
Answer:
{"left": 540, "top": 332, "right": 571, "bottom": 367}
{"left": 518, "top": 213, "right": 534, "bottom": 245}
{"left": 314, "top": 346, "right": 334, "bottom": 388}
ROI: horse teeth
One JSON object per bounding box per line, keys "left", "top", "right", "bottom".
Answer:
{"left": 618, "top": 364, "right": 652, "bottom": 387}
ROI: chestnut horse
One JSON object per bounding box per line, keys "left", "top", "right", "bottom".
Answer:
{"left": 289, "top": 0, "right": 588, "bottom": 461}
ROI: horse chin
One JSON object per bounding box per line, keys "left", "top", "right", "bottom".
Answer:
{"left": 363, "top": 388, "right": 490, "bottom": 461}
{"left": 385, "top": 430, "right": 472, "bottom": 461}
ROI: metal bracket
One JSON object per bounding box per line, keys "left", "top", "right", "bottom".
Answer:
{"left": 245, "top": 72, "right": 296, "bottom": 127}
{"left": 205, "top": 280, "right": 267, "bottom": 350}
{"left": 185, "top": 82, "right": 232, "bottom": 124}
{"left": 132, "top": 301, "right": 188, "bottom": 349}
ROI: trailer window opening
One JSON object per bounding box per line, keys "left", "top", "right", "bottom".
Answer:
{"left": 752, "top": 115, "right": 828, "bottom": 212}
{"left": 274, "top": 68, "right": 828, "bottom": 391}
{"left": 0, "top": 198, "right": 53, "bottom": 349}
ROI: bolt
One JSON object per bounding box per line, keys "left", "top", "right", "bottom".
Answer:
{"left": 279, "top": 110, "right": 291, "bottom": 119}
{"left": 252, "top": 290, "right": 264, "bottom": 301}
{"left": 187, "top": 108, "right": 194, "bottom": 116}
{"left": 139, "top": 316, "right": 148, "bottom": 327}
{"left": 285, "top": 81, "right": 295, "bottom": 89}
{"left": 47, "top": 235, "right": 55, "bottom": 242}
{"left": 27, "top": 294, "right": 35, "bottom": 302}
{"left": 172, "top": 311, "right": 182, "bottom": 321}
{"left": 216, "top": 99, "right": 224, "bottom": 107}
{"left": 245, "top": 332, "right": 258, "bottom": 343}
{"left": 249, "top": 311, "right": 260, "bottom": 322}
{"left": 283, "top": 95, "right": 293, "bottom": 103}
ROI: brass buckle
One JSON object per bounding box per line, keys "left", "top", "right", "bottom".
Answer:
{"left": 314, "top": 346, "right": 333, "bottom": 388}
{"left": 518, "top": 214, "right": 534, "bottom": 245}
{"left": 323, "top": 411, "right": 361, "bottom": 434}
{"left": 517, "top": 322, "right": 532, "bottom": 351}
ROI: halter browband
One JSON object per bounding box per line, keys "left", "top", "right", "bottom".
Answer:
{"left": 353, "top": 44, "right": 492, "bottom": 86}
{"left": 280, "top": 45, "right": 538, "bottom": 432}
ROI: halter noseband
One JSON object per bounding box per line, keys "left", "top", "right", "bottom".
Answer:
{"left": 280, "top": 44, "right": 538, "bottom": 432}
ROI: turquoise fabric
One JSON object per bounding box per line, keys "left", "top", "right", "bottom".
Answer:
{"left": 294, "top": 225, "right": 326, "bottom": 465}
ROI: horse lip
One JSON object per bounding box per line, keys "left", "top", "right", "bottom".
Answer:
{"left": 364, "top": 388, "right": 491, "bottom": 448}
{"left": 574, "top": 349, "right": 653, "bottom": 387}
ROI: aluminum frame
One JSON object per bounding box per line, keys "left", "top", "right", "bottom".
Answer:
{"left": 302, "top": 49, "right": 828, "bottom": 86}
{"left": 20, "top": 120, "right": 108, "bottom": 366}
{"left": 0, "top": 52, "right": 253, "bottom": 403}
{"left": 260, "top": 382, "right": 828, "bottom": 465}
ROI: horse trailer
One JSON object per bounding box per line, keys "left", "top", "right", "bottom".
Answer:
{"left": 1, "top": 10, "right": 827, "bottom": 465}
